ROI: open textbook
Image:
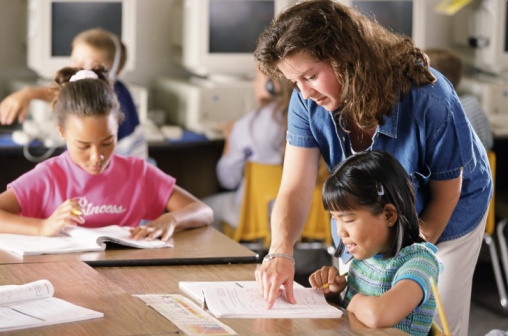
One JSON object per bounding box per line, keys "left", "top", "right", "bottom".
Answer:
{"left": 0, "top": 225, "right": 172, "bottom": 256}
{"left": 179, "top": 281, "right": 343, "bottom": 319}
{"left": 0, "top": 279, "right": 103, "bottom": 332}
{"left": 179, "top": 280, "right": 305, "bottom": 303}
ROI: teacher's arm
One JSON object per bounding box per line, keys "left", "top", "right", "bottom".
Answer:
{"left": 419, "top": 173, "right": 462, "bottom": 244}
{"left": 255, "top": 144, "right": 321, "bottom": 309}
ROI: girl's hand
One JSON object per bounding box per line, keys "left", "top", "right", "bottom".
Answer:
{"left": 129, "top": 215, "right": 178, "bottom": 243}
{"left": 40, "top": 199, "right": 84, "bottom": 236}
{"left": 309, "top": 266, "right": 347, "bottom": 297}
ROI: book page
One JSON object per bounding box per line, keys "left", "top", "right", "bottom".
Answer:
{"left": 0, "top": 225, "right": 172, "bottom": 256}
{"left": 0, "top": 297, "right": 103, "bottom": 332}
{"left": 0, "top": 280, "right": 54, "bottom": 305}
{"left": 179, "top": 281, "right": 305, "bottom": 303}
{"left": 0, "top": 233, "right": 103, "bottom": 255}
{"left": 202, "top": 287, "right": 343, "bottom": 319}
{"left": 63, "top": 225, "right": 173, "bottom": 249}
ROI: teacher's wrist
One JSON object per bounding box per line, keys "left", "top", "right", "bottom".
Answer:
{"left": 263, "top": 253, "right": 295, "bottom": 265}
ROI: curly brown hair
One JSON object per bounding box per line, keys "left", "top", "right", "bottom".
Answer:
{"left": 254, "top": 0, "right": 436, "bottom": 129}
{"left": 51, "top": 66, "right": 123, "bottom": 130}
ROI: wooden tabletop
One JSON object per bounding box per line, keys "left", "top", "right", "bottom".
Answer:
{"left": 0, "top": 226, "right": 259, "bottom": 266}
{"left": 97, "top": 263, "right": 408, "bottom": 336}
{"left": 0, "top": 261, "right": 178, "bottom": 335}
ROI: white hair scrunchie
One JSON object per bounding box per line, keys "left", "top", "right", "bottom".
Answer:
{"left": 69, "top": 70, "right": 99, "bottom": 82}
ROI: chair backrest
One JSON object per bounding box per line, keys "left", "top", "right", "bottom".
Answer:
{"left": 486, "top": 150, "right": 496, "bottom": 235}
{"left": 227, "top": 161, "right": 332, "bottom": 245}
{"left": 230, "top": 162, "right": 283, "bottom": 244}
{"left": 429, "top": 321, "right": 443, "bottom": 336}
{"left": 300, "top": 179, "right": 332, "bottom": 244}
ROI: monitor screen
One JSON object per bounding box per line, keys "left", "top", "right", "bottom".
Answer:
{"left": 27, "top": 0, "right": 136, "bottom": 80}
{"left": 351, "top": 0, "right": 413, "bottom": 38}
{"left": 179, "top": 0, "right": 282, "bottom": 79}
{"left": 209, "top": 0, "right": 274, "bottom": 53}
{"left": 51, "top": 2, "right": 122, "bottom": 57}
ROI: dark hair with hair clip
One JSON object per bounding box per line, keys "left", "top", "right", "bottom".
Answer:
{"left": 51, "top": 66, "right": 124, "bottom": 130}
{"left": 254, "top": 0, "right": 435, "bottom": 131}
{"left": 322, "top": 151, "right": 424, "bottom": 259}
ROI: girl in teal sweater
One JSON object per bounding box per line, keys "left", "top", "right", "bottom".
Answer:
{"left": 309, "top": 151, "right": 443, "bottom": 335}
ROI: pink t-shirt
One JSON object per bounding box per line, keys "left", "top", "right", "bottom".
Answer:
{"left": 8, "top": 152, "right": 175, "bottom": 228}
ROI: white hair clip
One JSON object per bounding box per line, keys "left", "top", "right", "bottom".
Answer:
{"left": 69, "top": 70, "right": 99, "bottom": 82}
{"left": 377, "top": 184, "right": 384, "bottom": 196}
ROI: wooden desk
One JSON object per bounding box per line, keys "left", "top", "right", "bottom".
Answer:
{"left": 0, "top": 226, "right": 258, "bottom": 266}
{"left": 97, "top": 263, "right": 408, "bottom": 335}
{"left": 0, "top": 261, "right": 178, "bottom": 335}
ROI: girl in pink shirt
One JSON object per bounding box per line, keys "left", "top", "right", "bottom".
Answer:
{"left": 0, "top": 66, "right": 213, "bottom": 242}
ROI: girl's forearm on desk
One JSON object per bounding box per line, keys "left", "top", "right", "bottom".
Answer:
{"left": 162, "top": 202, "right": 213, "bottom": 230}
{"left": 0, "top": 210, "right": 45, "bottom": 236}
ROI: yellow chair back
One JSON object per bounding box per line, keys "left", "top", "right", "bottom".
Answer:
{"left": 429, "top": 321, "right": 443, "bottom": 336}
{"left": 222, "top": 161, "right": 332, "bottom": 246}
{"left": 486, "top": 150, "right": 496, "bottom": 235}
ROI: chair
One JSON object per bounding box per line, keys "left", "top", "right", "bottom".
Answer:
{"left": 300, "top": 178, "right": 333, "bottom": 245}
{"left": 222, "top": 162, "right": 281, "bottom": 245}
{"left": 429, "top": 321, "right": 443, "bottom": 336}
{"left": 222, "top": 161, "right": 332, "bottom": 246}
{"left": 483, "top": 150, "right": 508, "bottom": 310}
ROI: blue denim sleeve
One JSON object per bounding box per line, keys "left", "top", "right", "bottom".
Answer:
{"left": 421, "top": 87, "right": 475, "bottom": 181}
{"left": 286, "top": 91, "right": 319, "bottom": 148}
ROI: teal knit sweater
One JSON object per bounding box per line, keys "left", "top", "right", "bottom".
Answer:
{"left": 343, "top": 242, "right": 443, "bottom": 335}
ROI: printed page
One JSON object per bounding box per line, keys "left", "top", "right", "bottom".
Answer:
{"left": 0, "top": 233, "right": 103, "bottom": 255}
{"left": 179, "top": 281, "right": 305, "bottom": 303}
{"left": 0, "top": 280, "right": 54, "bottom": 305}
{"left": 0, "top": 297, "right": 103, "bottom": 332}
{"left": 135, "top": 294, "right": 236, "bottom": 336}
{"left": 63, "top": 225, "right": 173, "bottom": 249}
{"left": 202, "top": 287, "right": 343, "bottom": 319}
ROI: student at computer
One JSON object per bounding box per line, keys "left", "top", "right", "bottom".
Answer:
{"left": 202, "top": 68, "right": 293, "bottom": 230}
{"left": 425, "top": 48, "right": 494, "bottom": 150}
{"left": 0, "top": 28, "right": 148, "bottom": 159}
{"left": 0, "top": 66, "right": 212, "bottom": 241}
{"left": 309, "top": 151, "right": 443, "bottom": 336}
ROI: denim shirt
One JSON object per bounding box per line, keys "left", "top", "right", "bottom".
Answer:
{"left": 287, "top": 69, "right": 493, "bottom": 245}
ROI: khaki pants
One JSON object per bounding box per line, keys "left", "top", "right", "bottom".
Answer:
{"left": 434, "top": 210, "right": 488, "bottom": 336}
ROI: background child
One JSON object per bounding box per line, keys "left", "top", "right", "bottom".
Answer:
{"left": 309, "top": 151, "right": 443, "bottom": 336}
{"left": 0, "top": 66, "right": 212, "bottom": 242}
{"left": 0, "top": 28, "right": 148, "bottom": 159}
{"left": 202, "top": 68, "right": 293, "bottom": 230}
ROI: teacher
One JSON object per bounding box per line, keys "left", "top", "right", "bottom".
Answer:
{"left": 253, "top": 1, "right": 492, "bottom": 336}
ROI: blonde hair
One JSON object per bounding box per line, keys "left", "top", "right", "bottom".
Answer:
{"left": 72, "top": 28, "right": 127, "bottom": 74}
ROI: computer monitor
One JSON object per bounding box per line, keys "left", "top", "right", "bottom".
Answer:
{"left": 469, "top": 0, "right": 508, "bottom": 75}
{"left": 27, "top": 0, "right": 137, "bottom": 80}
{"left": 177, "top": 0, "right": 295, "bottom": 79}
{"left": 340, "top": 0, "right": 425, "bottom": 48}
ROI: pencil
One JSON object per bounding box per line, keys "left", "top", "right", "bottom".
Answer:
{"left": 319, "top": 272, "right": 348, "bottom": 290}
{"left": 429, "top": 276, "right": 451, "bottom": 336}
